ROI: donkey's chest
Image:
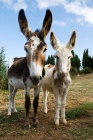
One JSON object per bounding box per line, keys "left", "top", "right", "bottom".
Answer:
{"left": 8, "top": 77, "right": 35, "bottom": 89}
{"left": 53, "top": 75, "right": 71, "bottom": 90}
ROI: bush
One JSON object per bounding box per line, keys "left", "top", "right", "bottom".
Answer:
{"left": 83, "top": 67, "right": 92, "bottom": 74}
{"left": 0, "top": 47, "right": 8, "bottom": 90}
{"left": 0, "top": 77, "right": 8, "bottom": 90}
{"left": 79, "top": 69, "right": 84, "bottom": 74}
{"left": 70, "top": 67, "right": 78, "bottom": 76}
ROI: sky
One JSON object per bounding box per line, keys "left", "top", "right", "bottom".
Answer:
{"left": 0, "top": 0, "right": 93, "bottom": 64}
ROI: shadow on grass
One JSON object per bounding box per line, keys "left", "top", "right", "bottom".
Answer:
{"left": 0, "top": 106, "right": 35, "bottom": 125}
{"left": 0, "top": 107, "right": 25, "bottom": 124}
{"left": 66, "top": 102, "right": 93, "bottom": 120}
{"left": 0, "top": 102, "right": 93, "bottom": 125}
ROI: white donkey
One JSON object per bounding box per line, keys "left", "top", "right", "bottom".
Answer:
{"left": 42, "top": 31, "right": 76, "bottom": 126}
{"left": 7, "top": 9, "right": 52, "bottom": 128}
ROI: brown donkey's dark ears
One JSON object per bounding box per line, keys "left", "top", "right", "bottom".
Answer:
{"left": 18, "top": 9, "right": 52, "bottom": 40}
{"left": 18, "top": 9, "right": 32, "bottom": 40}
{"left": 38, "top": 9, "right": 52, "bottom": 40}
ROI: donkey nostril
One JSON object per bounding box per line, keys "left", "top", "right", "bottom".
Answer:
{"left": 40, "top": 76, "right": 42, "bottom": 80}
{"left": 30, "top": 76, "right": 32, "bottom": 80}
{"left": 65, "top": 73, "right": 68, "bottom": 77}
{"left": 61, "top": 72, "right": 65, "bottom": 78}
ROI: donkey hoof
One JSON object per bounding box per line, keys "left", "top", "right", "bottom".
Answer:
{"left": 24, "top": 123, "right": 31, "bottom": 130}
{"left": 12, "top": 108, "right": 18, "bottom": 113}
{"left": 33, "top": 123, "right": 39, "bottom": 128}
{"left": 33, "top": 120, "right": 39, "bottom": 128}
{"left": 14, "top": 109, "right": 18, "bottom": 113}
{"left": 55, "top": 122, "right": 59, "bottom": 126}
{"left": 62, "top": 119, "right": 67, "bottom": 125}
{"left": 44, "top": 108, "right": 47, "bottom": 113}
{"left": 7, "top": 112, "right": 11, "bottom": 116}
{"left": 54, "top": 117, "right": 59, "bottom": 126}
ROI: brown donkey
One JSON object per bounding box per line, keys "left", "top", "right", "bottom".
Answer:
{"left": 7, "top": 9, "right": 52, "bottom": 128}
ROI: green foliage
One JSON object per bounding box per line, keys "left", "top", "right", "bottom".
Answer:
{"left": 79, "top": 67, "right": 92, "bottom": 75}
{"left": 71, "top": 50, "right": 81, "bottom": 71}
{"left": 82, "top": 49, "right": 86, "bottom": 69}
{"left": 83, "top": 67, "right": 92, "bottom": 74}
{"left": 70, "top": 50, "right": 81, "bottom": 76}
{"left": 90, "top": 57, "right": 93, "bottom": 70}
{"left": 79, "top": 69, "right": 84, "bottom": 74}
{"left": 0, "top": 47, "right": 8, "bottom": 90}
{"left": 70, "top": 67, "right": 78, "bottom": 76}
{"left": 45, "top": 55, "right": 55, "bottom": 65}
{"left": 82, "top": 49, "right": 93, "bottom": 70}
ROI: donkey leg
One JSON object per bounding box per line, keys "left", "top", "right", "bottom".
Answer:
{"left": 24, "top": 87, "right": 31, "bottom": 129}
{"left": 8, "top": 84, "right": 14, "bottom": 115}
{"left": 33, "top": 86, "right": 40, "bottom": 128}
{"left": 33, "top": 95, "right": 39, "bottom": 128}
{"left": 11, "top": 88, "right": 18, "bottom": 113}
{"left": 54, "top": 91, "right": 61, "bottom": 126}
{"left": 61, "top": 90, "right": 68, "bottom": 125}
{"left": 43, "top": 88, "right": 49, "bottom": 113}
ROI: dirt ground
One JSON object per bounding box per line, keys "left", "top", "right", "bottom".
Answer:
{"left": 0, "top": 73, "right": 93, "bottom": 140}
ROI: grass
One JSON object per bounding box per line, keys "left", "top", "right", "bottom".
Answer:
{"left": 71, "top": 127, "right": 93, "bottom": 139}
{"left": 88, "top": 122, "right": 93, "bottom": 129}
{"left": 0, "top": 130, "right": 13, "bottom": 136}
{"left": 0, "top": 112, "right": 22, "bottom": 124}
{"left": 66, "top": 102, "right": 93, "bottom": 119}
{"left": 0, "top": 89, "right": 8, "bottom": 95}
{"left": 0, "top": 73, "right": 93, "bottom": 139}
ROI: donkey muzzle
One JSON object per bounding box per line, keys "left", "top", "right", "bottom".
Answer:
{"left": 58, "top": 72, "right": 68, "bottom": 79}
{"left": 30, "top": 76, "right": 42, "bottom": 85}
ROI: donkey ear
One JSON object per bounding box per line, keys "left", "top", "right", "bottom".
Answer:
{"left": 38, "top": 9, "right": 52, "bottom": 40}
{"left": 50, "top": 32, "right": 60, "bottom": 50}
{"left": 18, "top": 9, "right": 32, "bottom": 40}
{"left": 66, "top": 31, "right": 76, "bottom": 50}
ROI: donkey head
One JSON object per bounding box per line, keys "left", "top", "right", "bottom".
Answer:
{"left": 18, "top": 9, "right": 52, "bottom": 85}
{"left": 50, "top": 31, "right": 76, "bottom": 79}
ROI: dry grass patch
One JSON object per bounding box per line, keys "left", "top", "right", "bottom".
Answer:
{"left": 0, "top": 73, "right": 93, "bottom": 140}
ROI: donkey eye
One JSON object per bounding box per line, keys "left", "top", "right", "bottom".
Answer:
{"left": 55, "top": 56, "right": 59, "bottom": 59}
{"left": 43, "top": 48, "right": 47, "bottom": 53}
{"left": 24, "top": 48, "right": 28, "bottom": 53}
{"left": 68, "top": 56, "right": 71, "bottom": 59}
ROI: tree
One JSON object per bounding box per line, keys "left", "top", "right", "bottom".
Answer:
{"left": 46, "top": 55, "right": 51, "bottom": 64}
{"left": 0, "top": 47, "right": 7, "bottom": 89}
{"left": 46, "top": 55, "right": 55, "bottom": 65}
{"left": 71, "top": 50, "right": 81, "bottom": 71}
{"left": 82, "top": 50, "right": 86, "bottom": 69}
{"left": 50, "top": 55, "right": 55, "bottom": 65}
{"left": 82, "top": 49, "right": 93, "bottom": 70}
{"left": 91, "top": 57, "right": 93, "bottom": 70}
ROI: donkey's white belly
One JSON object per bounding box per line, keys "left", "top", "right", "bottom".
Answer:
{"left": 9, "top": 78, "right": 24, "bottom": 89}
{"left": 8, "top": 77, "right": 40, "bottom": 89}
